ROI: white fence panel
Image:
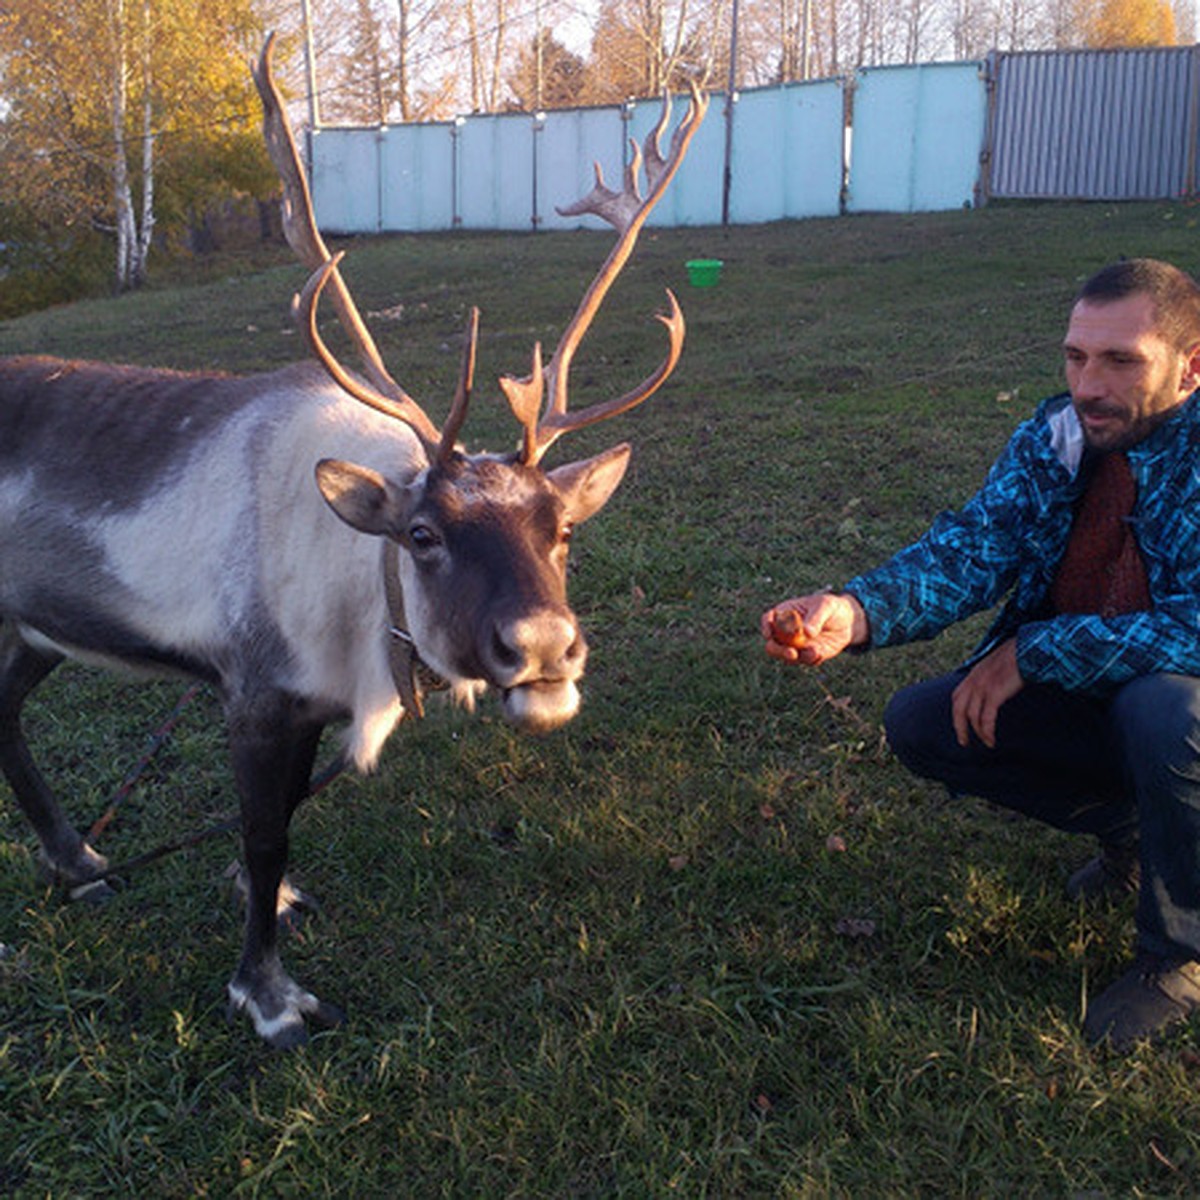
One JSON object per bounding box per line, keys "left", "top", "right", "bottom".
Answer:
{"left": 310, "top": 63, "right": 995, "bottom": 234}
{"left": 457, "top": 114, "right": 536, "bottom": 230}
{"left": 311, "top": 128, "right": 382, "bottom": 233}
{"left": 730, "top": 82, "right": 845, "bottom": 221}
{"left": 847, "top": 62, "right": 986, "bottom": 213}
{"left": 379, "top": 123, "right": 454, "bottom": 231}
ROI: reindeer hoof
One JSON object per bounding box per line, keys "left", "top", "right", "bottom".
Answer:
{"left": 39, "top": 842, "right": 113, "bottom": 902}
{"left": 256, "top": 998, "right": 344, "bottom": 1050}
{"left": 227, "top": 968, "right": 345, "bottom": 1049}
{"left": 225, "top": 994, "right": 309, "bottom": 1048}
{"left": 267, "top": 1020, "right": 310, "bottom": 1051}
{"left": 308, "top": 997, "right": 346, "bottom": 1029}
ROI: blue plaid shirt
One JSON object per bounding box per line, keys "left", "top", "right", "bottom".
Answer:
{"left": 845, "top": 391, "right": 1200, "bottom": 695}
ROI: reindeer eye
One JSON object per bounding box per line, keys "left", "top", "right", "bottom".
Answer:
{"left": 560, "top": 522, "right": 575, "bottom": 544}
{"left": 408, "top": 523, "right": 440, "bottom": 552}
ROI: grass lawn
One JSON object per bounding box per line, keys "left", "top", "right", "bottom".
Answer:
{"left": 3, "top": 199, "right": 1200, "bottom": 1196}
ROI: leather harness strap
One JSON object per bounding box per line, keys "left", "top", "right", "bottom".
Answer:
{"left": 382, "top": 540, "right": 447, "bottom": 720}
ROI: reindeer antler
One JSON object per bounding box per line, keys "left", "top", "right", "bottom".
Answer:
{"left": 253, "top": 34, "right": 476, "bottom": 462}
{"left": 254, "top": 34, "right": 705, "bottom": 468}
{"left": 501, "top": 81, "right": 708, "bottom": 465}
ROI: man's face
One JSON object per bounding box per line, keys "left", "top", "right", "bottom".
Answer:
{"left": 1063, "top": 292, "right": 1200, "bottom": 452}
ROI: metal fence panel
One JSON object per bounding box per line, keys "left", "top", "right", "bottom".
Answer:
{"left": 848, "top": 62, "right": 987, "bottom": 213}
{"left": 730, "top": 81, "right": 846, "bottom": 221}
{"left": 311, "top": 128, "right": 381, "bottom": 233}
{"left": 379, "top": 123, "right": 454, "bottom": 231}
{"left": 310, "top": 63, "right": 995, "bottom": 233}
{"left": 457, "top": 114, "right": 536, "bottom": 230}
{"left": 987, "top": 47, "right": 1200, "bottom": 200}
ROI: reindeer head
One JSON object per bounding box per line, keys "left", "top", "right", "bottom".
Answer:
{"left": 252, "top": 36, "right": 706, "bottom": 732}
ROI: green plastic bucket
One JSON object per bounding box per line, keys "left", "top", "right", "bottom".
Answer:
{"left": 684, "top": 258, "right": 723, "bottom": 288}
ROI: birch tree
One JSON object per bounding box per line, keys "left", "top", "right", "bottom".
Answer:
{"left": 459, "top": 0, "right": 512, "bottom": 112}
{"left": 107, "top": 0, "right": 155, "bottom": 288}
{"left": 0, "top": 0, "right": 266, "bottom": 290}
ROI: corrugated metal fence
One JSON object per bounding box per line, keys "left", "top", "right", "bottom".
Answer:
{"left": 310, "top": 46, "right": 1200, "bottom": 234}
{"left": 983, "top": 46, "right": 1200, "bottom": 200}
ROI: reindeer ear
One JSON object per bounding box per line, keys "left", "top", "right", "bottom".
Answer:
{"left": 545, "top": 443, "right": 632, "bottom": 524}
{"left": 314, "top": 458, "right": 408, "bottom": 536}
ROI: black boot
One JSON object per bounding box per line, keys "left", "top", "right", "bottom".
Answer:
{"left": 1085, "top": 952, "right": 1200, "bottom": 1049}
{"left": 1066, "top": 839, "right": 1139, "bottom": 902}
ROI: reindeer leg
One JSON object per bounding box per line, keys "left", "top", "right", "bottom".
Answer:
{"left": 226, "top": 727, "right": 325, "bottom": 933}
{"left": 0, "top": 626, "right": 109, "bottom": 893}
{"left": 224, "top": 695, "right": 343, "bottom": 1048}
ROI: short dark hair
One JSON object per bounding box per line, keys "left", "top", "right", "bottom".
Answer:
{"left": 1076, "top": 258, "right": 1200, "bottom": 353}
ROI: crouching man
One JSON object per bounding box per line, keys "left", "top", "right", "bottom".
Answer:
{"left": 763, "top": 258, "right": 1200, "bottom": 1051}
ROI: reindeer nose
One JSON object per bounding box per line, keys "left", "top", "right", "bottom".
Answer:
{"left": 488, "top": 612, "right": 586, "bottom": 684}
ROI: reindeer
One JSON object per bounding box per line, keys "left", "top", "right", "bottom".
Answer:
{"left": 0, "top": 38, "right": 706, "bottom": 1048}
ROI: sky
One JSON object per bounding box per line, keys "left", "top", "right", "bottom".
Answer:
{"left": 555, "top": 0, "right": 599, "bottom": 56}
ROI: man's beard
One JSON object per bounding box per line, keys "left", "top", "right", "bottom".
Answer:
{"left": 1076, "top": 394, "right": 1179, "bottom": 452}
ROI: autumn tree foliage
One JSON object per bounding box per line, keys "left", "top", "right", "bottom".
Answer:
{"left": 0, "top": 0, "right": 271, "bottom": 291}
{"left": 1081, "top": 0, "right": 1177, "bottom": 45}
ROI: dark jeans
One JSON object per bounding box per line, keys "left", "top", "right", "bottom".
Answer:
{"left": 884, "top": 671, "right": 1200, "bottom": 962}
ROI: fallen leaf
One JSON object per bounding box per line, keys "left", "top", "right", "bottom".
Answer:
{"left": 668, "top": 854, "right": 689, "bottom": 872}
{"left": 826, "top": 833, "right": 847, "bottom": 853}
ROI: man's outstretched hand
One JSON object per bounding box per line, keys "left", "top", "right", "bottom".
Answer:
{"left": 761, "top": 593, "right": 869, "bottom": 666}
